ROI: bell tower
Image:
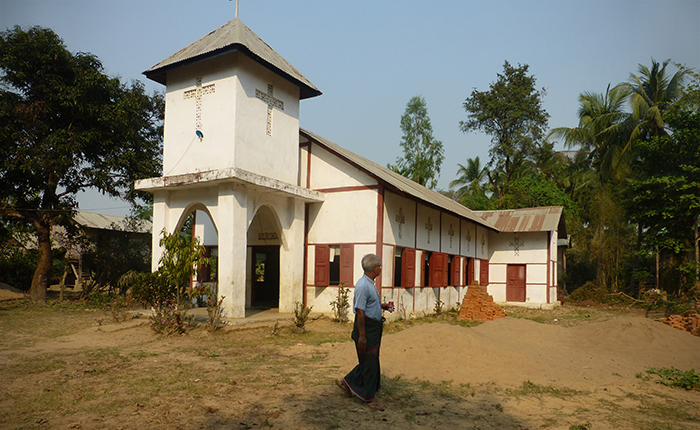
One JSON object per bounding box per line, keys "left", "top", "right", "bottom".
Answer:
{"left": 143, "top": 18, "right": 321, "bottom": 184}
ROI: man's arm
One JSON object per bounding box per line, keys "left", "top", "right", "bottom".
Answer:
{"left": 356, "top": 308, "right": 367, "bottom": 351}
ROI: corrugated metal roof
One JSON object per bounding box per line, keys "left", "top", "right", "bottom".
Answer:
{"left": 73, "top": 211, "right": 152, "bottom": 234}
{"left": 300, "top": 129, "right": 497, "bottom": 231}
{"left": 474, "top": 207, "right": 564, "bottom": 233}
{"left": 144, "top": 18, "right": 321, "bottom": 100}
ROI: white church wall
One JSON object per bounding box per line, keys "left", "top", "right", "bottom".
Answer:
{"left": 475, "top": 226, "right": 489, "bottom": 260}
{"left": 161, "top": 54, "right": 301, "bottom": 185}
{"left": 194, "top": 210, "right": 218, "bottom": 246}
{"left": 234, "top": 56, "right": 300, "bottom": 185}
{"left": 383, "top": 192, "right": 417, "bottom": 248}
{"left": 460, "top": 220, "right": 478, "bottom": 258}
{"left": 381, "top": 244, "right": 394, "bottom": 288}
{"left": 162, "top": 57, "right": 237, "bottom": 177}
{"left": 416, "top": 204, "right": 441, "bottom": 252}
{"left": 306, "top": 191, "right": 377, "bottom": 244}
{"left": 308, "top": 144, "right": 377, "bottom": 190}
{"left": 440, "top": 213, "right": 460, "bottom": 256}
{"left": 489, "top": 232, "right": 547, "bottom": 264}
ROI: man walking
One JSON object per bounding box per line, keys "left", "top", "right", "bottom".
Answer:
{"left": 336, "top": 253, "right": 391, "bottom": 411}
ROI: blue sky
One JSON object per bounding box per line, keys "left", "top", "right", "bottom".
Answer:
{"left": 2, "top": 0, "right": 699, "bottom": 216}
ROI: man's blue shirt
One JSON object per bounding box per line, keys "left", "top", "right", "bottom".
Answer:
{"left": 353, "top": 274, "right": 382, "bottom": 321}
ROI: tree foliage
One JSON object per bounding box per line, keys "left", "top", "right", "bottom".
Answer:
{"left": 460, "top": 61, "right": 549, "bottom": 204}
{"left": 389, "top": 95, "right": 444, "bottom": 189}
{"left": 0, "top": 26, "right": 163, "bottom": 301}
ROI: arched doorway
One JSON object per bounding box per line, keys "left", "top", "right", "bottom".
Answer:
{"left": 247, "top": 206, "right": 283, "bottom": 309}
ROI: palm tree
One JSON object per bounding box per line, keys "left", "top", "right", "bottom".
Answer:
{"left": 550, "top": 85, "right": 632, "bottom": 183}
{"left": 450, "top": 156, "right": 487, "bottom": 199}
{"left": 549, "top": 85, "right": 634, "bottom": 290}
{"left": 618, "top": 59, "right": 688, "bottom": 145}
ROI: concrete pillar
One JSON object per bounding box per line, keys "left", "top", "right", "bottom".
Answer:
{"left": 151, "top": 191, "right": 169, "bottom": 272}
{"left": 216, "top": 183, "right": 248, "bottom": 318}
{"left": 278, "top": 198, "right": 305, "bottom": 313}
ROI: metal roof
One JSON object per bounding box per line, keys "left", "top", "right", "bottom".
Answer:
{"left": 474, "top": 207, "right": 565, "bottom": 234}
{"left": 73, "top": 211, "right": 152, "bottom": 234}
{"left": 300, "top": 129, "right": 497, "bottom": 231}
{"left": 143, "top": 18, "right": 321, "bottom": 100}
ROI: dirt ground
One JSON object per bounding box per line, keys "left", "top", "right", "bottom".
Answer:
{"left": 1, "top": 301, "right": 699, "bottom": 430}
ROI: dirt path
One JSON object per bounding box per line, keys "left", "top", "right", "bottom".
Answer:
{"left": 1, "top": 305, "right": 699, "bottom": 429}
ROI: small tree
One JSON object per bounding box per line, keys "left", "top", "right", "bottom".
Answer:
{"left": 330, "top": 283, "right": 350, "bottom": 322}
{"left": 389, "top": 95, "right": 444, "bottom": 189}
{"left": 157, "top": 229, "right": 211, "bottom": 303}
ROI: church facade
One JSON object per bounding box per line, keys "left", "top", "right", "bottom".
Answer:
{"left": 135, "top": 18, "right": 564, "bottom": 319}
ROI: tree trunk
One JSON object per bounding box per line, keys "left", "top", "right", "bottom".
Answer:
{"left": 29, "top": 217, "right": 52, "bottom": 302}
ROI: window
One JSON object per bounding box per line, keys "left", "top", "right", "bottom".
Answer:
{"left": 394, "top": 247, "right": 403, "bottom": 287}
{"left": 427, "top": 252, "right": 447, "bottom": 287}
{"left": 401, "top": 248, "right": 416, "bottom": 288}
{"left": 480, "top": 259, "right": 489, "bottom": 285}
{"left": 314, "top": 244, "right": 354, "bottom": 287}
{"left": 449, "top": 255, "right": 461, "bottom": 286}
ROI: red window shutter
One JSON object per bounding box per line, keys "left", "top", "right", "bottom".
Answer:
{"left": 430, "top": 253, "right": 447, "bottom": 287}
{"left": 467, "top": 258, "right": 475, "bottom": 285}
{"left": 315, "top": 244, "right": 330, "bottom": 287}
{"left": 339, "top": 244, "right": 354, "bottom": 286}
{"left": 401, "top": 248, "right": 416, "bottom": 288}
{"left": 480, "top": 259, "right": 489, "bottom": 286}
{"left": 451, "top": 256, "right": 461, "bottom": 286}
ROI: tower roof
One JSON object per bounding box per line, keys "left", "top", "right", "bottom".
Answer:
{"left": 143, "top": 18, "right": 321, "bottom": 99}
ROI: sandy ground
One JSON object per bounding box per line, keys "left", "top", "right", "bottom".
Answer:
{"left": 1, "top": 304, "right": 699, "bottom": 429}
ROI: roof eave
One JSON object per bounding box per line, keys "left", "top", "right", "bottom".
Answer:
{"left": 143, "top": 44, "right": 322, "bottom": 100}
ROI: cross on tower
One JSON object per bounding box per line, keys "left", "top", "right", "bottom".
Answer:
{"left": 448, "top": 224, "right": 455, "bottom": 248}
{"left": 184, "top": 77, "right": 216, "bottom": 135}
{"left": 395, "top": 208, "right": 406, "bottom": 239}
{"left": 255, "top": 83, "right": 284, "bottom": 136}
{"left": 425, "top": 217, "right": 433, "bottom": 244}
{"left": 509, "top": 236, "right": 525, "bottom": 256}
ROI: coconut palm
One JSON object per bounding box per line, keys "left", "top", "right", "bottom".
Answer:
{"left": 449, "top": 156, "right": 487, "bottom": 198}
{"left": 618, "top": 59, "right": 688, "bottom": 144}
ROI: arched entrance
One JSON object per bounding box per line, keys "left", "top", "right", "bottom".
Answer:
{"left": 247, "top": 205, "right": 283, "bottom": 309}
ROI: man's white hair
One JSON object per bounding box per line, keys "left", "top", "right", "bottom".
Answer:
{"left": 361, "top": 254, "right": 381, "bottom": 272}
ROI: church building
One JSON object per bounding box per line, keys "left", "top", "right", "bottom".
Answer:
{"left": 135, "top": 18, "right": 565, "bottom": 319}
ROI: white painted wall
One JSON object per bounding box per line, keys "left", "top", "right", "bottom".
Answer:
{"left": 163, "top": 53, "right": 301, "bottom": 184}
{"left": 308, "top": 144, "right": 376, "bottom": 189}
{"left": 306, "top": 190, "right": 377, "bottom": 244}
{"left": 440, "top": 213, "right": 460, "bottom": 255}
{"left": 383, "top": 192, "right": 417, "bottom": 248}
{"left": 416, "top": 204, "right": 441, "bottom": 252}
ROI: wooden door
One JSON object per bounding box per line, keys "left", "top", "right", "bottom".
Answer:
{"left": 506, "top": 264, "right": 526, "bottom": 302}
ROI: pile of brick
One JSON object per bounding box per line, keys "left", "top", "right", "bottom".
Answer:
{"left": 660, "top": 310, "right": 700, "bottom": 337}
{"left": 458, "top": 284, "right": 507, "bottom": 322}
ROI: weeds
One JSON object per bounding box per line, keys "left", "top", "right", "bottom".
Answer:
{"left": 329, "top": 284, "right": 350, "bottom": 323}
{"left": 149, "top": 298, "right": 187, "bottom": 335}
{"left": 644, "top": 367, "right": 699, "bottom": 390}
{"left": 294, "top": 301, "right": 313, "bottom": 329}
{"left": 507, "top": 380, "right": 588, "bottom": 398}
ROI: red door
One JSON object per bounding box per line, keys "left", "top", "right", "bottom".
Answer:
{"left": 506, "top": 264, "right": 526, "bottom": 302}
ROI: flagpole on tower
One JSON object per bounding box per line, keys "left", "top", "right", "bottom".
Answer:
{"left": 230, "top": 0, "right": 239, "bottom": 19}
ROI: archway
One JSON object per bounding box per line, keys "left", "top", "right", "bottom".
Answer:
{"left": 247, "top": 205, "right": 283, "bottom": 309}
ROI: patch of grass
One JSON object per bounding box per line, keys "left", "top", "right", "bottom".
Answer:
{"left": 645, "top": 367, "right": 699, "bottom": 390}
{"left": 507, "top": 380, "right": 588, "bottom": 399}
{"left": 569, "top": 422, "right": 592, "bottom": 430}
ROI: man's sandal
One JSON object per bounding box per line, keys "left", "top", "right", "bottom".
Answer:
{"left": 366, "top": 401, "right": 384, "bottom": 411}
{"left": 335, "top": 379, "right": 352, "bottom": 397}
